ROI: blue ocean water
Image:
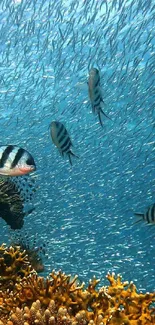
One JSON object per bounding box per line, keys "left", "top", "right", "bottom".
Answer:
{"left": 0, "top": 0, "right": 154, "bottom": 293}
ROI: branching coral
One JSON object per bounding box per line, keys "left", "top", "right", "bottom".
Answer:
{"left": 0, "top": 244, "right": 34, "bottom": 286}
{"left": 10, "top": 232, "right": 46, "bottom": 273}
{"left": 0, "top": 245, "right": 155, "bottom": 325}
{"left": 0, "top": 244, "right": 35, "bottom": 317}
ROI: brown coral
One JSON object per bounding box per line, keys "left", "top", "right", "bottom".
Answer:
{"left": 0, "top": 245, "right": 155, "bottom": 325}
{"left": 0, "top": 244, "right": 34, "bottom": 286}
{"left": 0, "top": 244, "right": 35, "bottom": 317}
{"left": 10, "top": 233, "right": 46, "bottom": 273}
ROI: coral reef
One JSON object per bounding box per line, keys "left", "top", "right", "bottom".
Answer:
{"left": 10, "top": 232, "right": 46, "bottom": 273}
{"left": 0, "top": 244, "right": 34, "bottom": 287}
{"left": 0, "top": 244, "right": 155, "bottom": 324}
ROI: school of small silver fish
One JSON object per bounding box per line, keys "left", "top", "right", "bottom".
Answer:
{"left": 0, "top": 0, "right": 154, "bottom": 289}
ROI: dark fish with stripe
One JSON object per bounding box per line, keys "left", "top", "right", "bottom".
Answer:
{"left": 88, "top": 68, "right": 111, "bottom": 127}
{"left": 50, "top": 121, "right": 78, "bottom": 165}
{"left": 134, "top": 204, "right": 155, "bottom": 224}
{"left": 0, "top": 176, "right": 35, "bottom": 229}
{"left": 0, "top": 145, "right": 36, "bottom": 176}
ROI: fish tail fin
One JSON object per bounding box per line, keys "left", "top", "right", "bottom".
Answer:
{"left": 100, "top": 98, "right": 112, "bottom": 120}
{"left": 133, "top": 212, "right": 144, "bottom": 225}
{"left": 100, "top": 106, "right": 112, "bottom": 120}
{"left": 68, "top": 154, "right": 73, "bottom": 166}
{"left": 59, "top": 150, "right": 64, "bottom": 157}
{"left": 98, "top": 111, "right": 103, "bottom": 127}
{"left": 134, "top": 212, "right": 144, "bottom": 217}
{"left": 133, "top": 219, "right": 144, "bottom": 225}
{"left": 68, "top": 151, "right": 79, "bottom": 165}
{"left": 92, "top": 104, "right": 95, "bottom": 114}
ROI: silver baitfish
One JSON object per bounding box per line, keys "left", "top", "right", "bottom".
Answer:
{"left": 88, "top": 68, "right": 111, "bottom": 127}
{"left": 134, "top": 204, "right": 155, "bottom": 224}
{"left": 0, "top": 145, "right": 36, "bottom": 176}
{"left": 50, "top": 121, "right": 78, "bottom": 165}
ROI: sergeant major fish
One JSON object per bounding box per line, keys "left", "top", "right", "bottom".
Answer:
{"left": 88, "top": 68, "right": 111, "bottom": 127}
{"left": 0, "top": 145, "right": 36, "bottom": 176}
{"left": 50, "top": 121, "right": 78, "bottom": 165}
{"left": 134, "top": 204, "right": 155, "bottom": 224}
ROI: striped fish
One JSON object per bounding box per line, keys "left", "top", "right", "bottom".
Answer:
{"left": 0, "top": 177, "right": 35, "bottom": 229}
{"left": 0, "top": 145, "right": 36, "bottom": 176}
{"left": 50, "top": 121, "right": 78, "bottom": 165}
{"left": 134, "top": 204, "right": 155, "bottom": 224}
{"left": 88, "top": 68, "right": 111, "bottom": 127}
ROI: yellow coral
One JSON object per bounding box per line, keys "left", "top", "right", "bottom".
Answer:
{"left": 0, "top": 244, "right": 34, "bottom": 286}
{"left": 0, "top": 245, "right": 155, "bottom": 325}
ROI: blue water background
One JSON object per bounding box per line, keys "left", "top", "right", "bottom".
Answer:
{"left": 0, "top": 0, "right": 155, "bottom": 292}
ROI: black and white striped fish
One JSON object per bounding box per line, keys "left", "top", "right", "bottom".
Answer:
{"left": 0, "top": 145, "right": 36, "bottom": 176}
{"left": 50, "top": 121, "right": 78, "bottom": 165}
{"left": 88, "top": 68, "right": 111, "bottom": 127}
{"left": 134, "top": 204, "right": 155, "bottom": 224}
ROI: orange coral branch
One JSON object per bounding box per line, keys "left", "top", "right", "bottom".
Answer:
{"left": 0, "top": 245, "right": 155, "bottom": 325}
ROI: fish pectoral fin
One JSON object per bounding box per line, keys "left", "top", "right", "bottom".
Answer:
{"left": 75, "top": 82, "right": 88, "bottom": 91}
{"left": 98, "top": 112, "right": 103, "bottom": 127}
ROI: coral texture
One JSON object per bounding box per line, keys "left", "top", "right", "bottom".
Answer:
{"left": 0, "top": 244, "right": 34, "bottom": 286}
{"left": 10, "top": 234, "right": 46, "bottom": 273}
{"left": 0, "top": 245, "right": 155, "bottom": 324}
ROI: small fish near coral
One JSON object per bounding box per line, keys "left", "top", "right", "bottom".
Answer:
{"left": 88, "top": 67, "right": 111, "bottom": 127}
{"left": 50, "top": 121, "right": 79, "bottom": 165}
{"left": 134, "top": 203, "right": 155, "bottom": 224}
{"left": 0, "top": 145, "right": 36, "bottom": 176}
{"left": 0, "top": 177, "right": 35, "bottom": 229}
